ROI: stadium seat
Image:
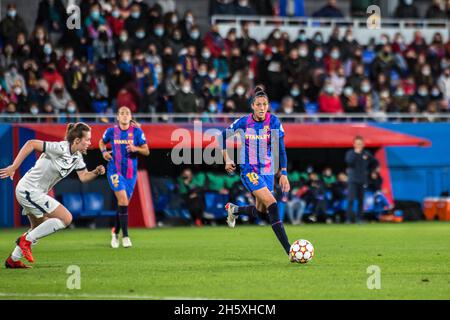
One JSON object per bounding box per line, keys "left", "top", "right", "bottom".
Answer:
{"left": 82, "top": 193, "right": 104, "bottom": 217}
{"left": 305, "top": 103, "right": 318, "bottom": 115}
{"left": 270, "top": 101, "right": 281, "bottom": 112}
{"left": 61, "top": 193, "right": 83, "bottom": 219}
{"left": 204, "top": 192, "right": 229, "bottom": 219}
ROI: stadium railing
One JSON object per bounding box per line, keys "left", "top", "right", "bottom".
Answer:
{"left": 211, "top": 15, "right": 450, "bottom": 44}
{"left": 1, "top": 113, "right": 449, "bottom": 124}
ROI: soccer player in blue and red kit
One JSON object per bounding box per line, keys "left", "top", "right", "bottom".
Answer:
{"left": 221, "top": 86, "right": 294, "bottom": 261}
{"left": 99, "top": 106, "right": 149, "bottom": 248}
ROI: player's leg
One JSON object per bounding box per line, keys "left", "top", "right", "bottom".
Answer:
{"left": 356, "top": 184, "right": 365, "bottom": 223}
{"left": 225, "top": 173, "right": 267, "bottom": 227}
{"left": 114, "top": 190, "right": 132, "bottom": 247}
{"left": 18, "top": 204, "right": 71, "bottom": 263}
{"left": 253, "top": 188, "right": 291, "bottom": 255}
{"left": 346, "top": 183, "right": 357, "bottom": 223}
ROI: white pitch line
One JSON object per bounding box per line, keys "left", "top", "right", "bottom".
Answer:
{"left": 0, "top": 292, "right": 221, "bottom": 300}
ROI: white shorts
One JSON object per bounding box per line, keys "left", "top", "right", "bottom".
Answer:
{"left": 15, "top": 186, "right": 60, "bottom": 218}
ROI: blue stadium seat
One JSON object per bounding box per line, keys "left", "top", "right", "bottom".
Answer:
{"left": 204, "top": 192, "right": 229, "bottom": 219}
{"left": 270, "top": 101, "right": 281, "bottom": 112}
{"left": 61, "top": 193, "right": 83, "bottom": 218}
{"left": 305, "top": 103, "right": 318, "bottom": 115}
{"left": 82, "top": 193, "right": 104, "bottom": 217}
{"left": 362, "top": 50, "right": 376, "bottom": 65}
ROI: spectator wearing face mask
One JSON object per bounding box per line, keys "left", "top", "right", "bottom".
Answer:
{"left": 64, "top": 100, "right": 80, "bottom": 123}
{"left": 395, "top": 0, "right": 419, "bottom": 18}
{"left": 58, "top": 47, "right": 75, "bottom": 73}
{"left": 107, "top": 5, "right": 126, "bottom": 37}
{"left": 180, "top": 10, "right": 196, "bottom": 40}
{"left": 165, "top": 28, "right": 185, "bottom": 57}
{"left": 185, "top": 26, "right": 203, "bottom": 54}
{"left": 324, "top": 47, "right": 342, "bottom": 74}
{"left": 0, "top": 3, "right": 28, "bottom": 46}
{"left": 41, "top": 101, "right": 56, "bottom": 123}
{"left": 412, "top": 84, "right": 431, "bottom": 112}
{"left": 279, "top": 96, "right": 296, "bottom": 120}
{"left": 358, "top": 78, "right": 380, "bottom": 112}
{"left": 148, "top": 23, "right": 166, "bottom": 55}
{"left": 4, "top": 64, "right": 27, "bottom": 95}
{"left": 341, "top": 86, "right": 362, "bottom": 113}
{"left": 230, "top": 84, "right": 250, "bottom": 113}
{"left": 42, "top": 63, "right": 64, "bottom": 93}
{"left": 437, "top": 68, "right": 450, "bottom": 102}
{"left": 124, "top": 4, "right": 148, "bottom": 38}
{"left": 202, "top": 97, "right": 220, "bottom": 123}
{"left": 179, "top": 45, "right": 199, "bottom": 80}
{"left": 173, "top": 79, "right": 198, "bottom": 113}
{"left": 27, "top": 102, "right": 41, "bottom": 122}
{"left": 289, "top": 84, "right": 306, "bottom": 113}
{"left": 49, "top": 82, "right": 72, "bottom": 112}
{"left": 319, "top": 81, "right": 344, "bottom": 114}
{"left": 93, "top": 27, "right": 116, "bottom": 65}
{"left": 415, "top": 64, "right": 434, "bottom": 87}
{"left": 10, "top": 83, "right": 29, "bottom": 113}
{"left": 204, "top": 24, "right": 226, "bottom": 58}
{"left": 192, "top": 63, "right": 210, "bottom": 94}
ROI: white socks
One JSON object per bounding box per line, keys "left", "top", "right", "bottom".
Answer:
{"left": 11, "top": 240, "right": 37, "bottom": 262}
{"left": 25, "top": 218, "right": 66, "bottom": 243}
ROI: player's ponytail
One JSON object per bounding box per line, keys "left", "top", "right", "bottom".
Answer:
{"left": 252, "top": 85, "right": 268, "bottom": 104}
{"left": 66, "top": 122, "right": 91, "bottom": 144}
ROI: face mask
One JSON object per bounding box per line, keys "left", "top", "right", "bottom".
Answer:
{"left": 30, "top": 107, "right": 39, "bottom": 115}
{"left": 136, "top": 31, "right": 145, "bottom": 39}
{"left": 432, "top": 89, "right": 440, "bottom": 97}
{"left": 44, "top": 46, "right": 52, "bottom": 55}
{"left": 8, "top": 10, "right": 16, "bottom": 18}
{"left": 36, "top": 33, "right": 44, "bottom": 40}
{"left": 299, "top": 49, "right": 308, "bottom": 57}
{"left": 182, "top": 86, "right": 191, "bottom": 93}
{"left": 202, "top": 51, "right": 211, "bottom": 59}
{"left": 198, "top": 70, "right": 207, "bottom": 76}
{"left": 314, "top": 35, "right": 323, "bottom": 43}
{"left": 325, "top": 86, "right": 334, "bottom": 94}
{"left": 284, "top": 107, "right": 294, "bottom": 114}
{"left": 239, "top": 0, "right": 248, "bottom": 6}
{"left": 190, "top": 31, "right": 200, "bottom": 39}
{"left": 422, "top": 69, "right": 431, "bottom": 76}
{"left": 155, "top": 28, "right": 164, "bottom": 37}
{"left": 418, "top": 89, "right": 428, "bottom": 96}
{"left": 236, "top": 87, "right": 245, "bottom": 96}
{"left": 380, "top": 38, "right": 388, "bottom": 45}
{"left": 186, "top": 15, "right": 194, "bottom": 24}
{"left": 209, "top": 73, "right": 216, "bottom": 79}
{"left": 298, "top": 34, "right": 306, "bottom": 42}
{"left": 361, "top": 85, "right": 371, "bottom": 93}
{"left": 273, "top": 32, "right": 281, "bottom": 40}
{"left": 65, "top": 51, "right": 74, "bottom": 59}
{"left": 404, "top": 0, "right": 413, "bottom": 5}
{"left": 171, "top": 16, "right": 178, "bottom": 24}
{"left": 290, "top": 89, "right": 300, "bottom": 97}
{"left": 14, "top": 87, "right": 22, "bottom": 95}
{"left": 154, "top": 66, "right": 162, "bottom": 74}
{"left": 344, "top": 87, "right": 353, "bottom": 97}
{"left": 395, "top": 89, "right": 404, "bottom": 96}
{"left": 112, "top": 10, "right": 120, "bottom": 18}
{"left": 91, "top": 11, "right": 100, "bottom": 20}
{"left": 67, "top": 105, "right": 76, "bottom": 113}
{"left": 174, "top": 33, "right": 181, "bottom": 40}
{"left": 131, "top": 12, "right": 141, "bottom": 19}
{"left": 120, "top": 34, "right": 128, "bottom": 42}
{"left": 122, "top": 55, "right": 131, "bottom": 62}
{"left": 331, "top": 51, "right": 340, "bottom": 59}
{"left": 346, "top": 35, "right": 354, "bottom": 42}
{"left": 208, "top": 104, "right": 217, "bottom": 112}
{"left": 314, "top": 50, "right": 323, "bottom": 59}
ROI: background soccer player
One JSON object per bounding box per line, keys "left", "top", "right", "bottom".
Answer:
{"left": 99, "top": 106, "right": 149, "bottom": 248}
{"left": 221, "top": 86, "right": 293, "bottom": 260}
{"left": 0, "top": 123, "right": 105, "bottom": 268}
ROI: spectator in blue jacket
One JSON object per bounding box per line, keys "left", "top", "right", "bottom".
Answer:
{"left": 312, "top": 0, "right": 344, "bottom": 18}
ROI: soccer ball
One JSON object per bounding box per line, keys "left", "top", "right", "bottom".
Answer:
{"left": 289, "top": 239, "right": 314, "bottom": 264}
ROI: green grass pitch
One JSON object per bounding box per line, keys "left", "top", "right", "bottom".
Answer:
{"left": 1, "top": 222, "right": 449, "bottom": 300}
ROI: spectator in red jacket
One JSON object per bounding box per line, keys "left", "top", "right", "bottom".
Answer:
{"left": 42, "top": 63, "right": 64, "bottom": 93}
{"left": 319, "top": 81, "right": 344, "bottom": 114}
{"left": 203, "top": 24, "right": 225, "bottom": 58}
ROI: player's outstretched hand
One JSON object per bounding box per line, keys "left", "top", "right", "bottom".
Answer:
{"left": 279, "top": 175, "right": 290, "bottom": 193}
{"left": 0, "top": 165, "right": 15, "bottom": 180}
{"left": 94, "top": 165, "right": 106, "bottom": 176}
{"left": 102, "top": 150, "right": 112, "bottom": 161}
{"left": 225, "top": 162, "right": 236, "bottom": 174}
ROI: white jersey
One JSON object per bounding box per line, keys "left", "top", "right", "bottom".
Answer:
{"left": 18, "top": 141, "right": 86, "bottom": 193}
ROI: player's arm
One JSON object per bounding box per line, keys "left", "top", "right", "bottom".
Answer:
{"left": 221, "top": 120, "right": 242, "bottom": 174}
{"left": 278, "top": 134, "right": 290, "bottom": 193}
{"left": 127, "top": 142, "right": 150, "bottom": 156}
{"left": 99, "top": 135, "right": 113, "bottom": 161}
{"left": 76, "top": 166, "right": 106, "bottom": 183}
{"left": 0, "top": 140, "right": 44, "bottom": 180}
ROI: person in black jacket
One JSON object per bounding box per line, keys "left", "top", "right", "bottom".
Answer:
{"left": 345, "top": 136, "right": 379, "bottom": 223}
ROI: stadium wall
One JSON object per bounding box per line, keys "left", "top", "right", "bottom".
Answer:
{"left": 0, "top": 124, "right": 13, "bottom": 227}
{"left": 376, "top": 123, "right": 450, "bottom": 203}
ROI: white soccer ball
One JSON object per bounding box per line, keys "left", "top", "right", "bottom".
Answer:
{"left": 289, "top": 239, "right": 314, "bottom": 264}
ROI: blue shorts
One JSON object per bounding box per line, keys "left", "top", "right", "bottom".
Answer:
{"left": 107, "top": 173, "right": 136, "bottom": 200}
{"left": 241, "top": 172, "right": 274, "bottom": 193}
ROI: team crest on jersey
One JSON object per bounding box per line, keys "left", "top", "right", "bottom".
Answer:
{"left": 263, "top": 125, "right": 270, "bottom": 132}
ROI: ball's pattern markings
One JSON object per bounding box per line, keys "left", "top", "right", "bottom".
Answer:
{"left": 289, "top": 239, "right": 314, "bottom": 264}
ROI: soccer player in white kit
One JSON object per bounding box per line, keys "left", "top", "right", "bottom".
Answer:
{"left": 0, "top": 122, "right": 105, "bottom": 268}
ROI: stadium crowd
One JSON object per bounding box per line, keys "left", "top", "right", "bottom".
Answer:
{"left": 0, "top": 0, "right": 449, "bottom": 122}
{"left": 151, "top": 164, "right": 388, "bottom": 226}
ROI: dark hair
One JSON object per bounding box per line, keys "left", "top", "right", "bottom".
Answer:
{"left": 65, "top": 122, "right": 91, "bottom": 144}
{"left": 117, "top": 106, "right": 141, "bottom": 128}
{"left": 354, "top": 135, "right": 364, "bottom": 142}
{"left": 252, "top": 86, "right": 268, "bottom": 104}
